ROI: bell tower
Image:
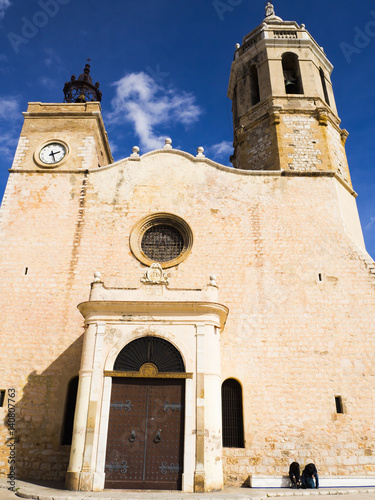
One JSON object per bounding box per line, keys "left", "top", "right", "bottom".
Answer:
{"left": 228, "top": 3, "right": 351, "bottom": 185}
{"left": 11, "top": 63, "right": 112, "bottom": 174}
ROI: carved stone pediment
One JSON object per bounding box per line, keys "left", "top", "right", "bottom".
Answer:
{"left": 141, "top": 263, "right": 169, "bottom": 285}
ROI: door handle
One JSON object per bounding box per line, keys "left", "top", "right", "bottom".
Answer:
{"left": 154, "top": 430, "right": 161, "bottom": 444}
{"left": 129, "top": 430, "right": 136, "bottom": 443}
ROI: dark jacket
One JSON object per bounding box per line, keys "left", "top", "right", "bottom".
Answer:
{"left": 302, "top": 463, "right": 319, "bottom": 488}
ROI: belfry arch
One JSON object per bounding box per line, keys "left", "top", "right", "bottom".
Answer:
{"left": 282, "top": 52, "right": 304, "bottom": 95}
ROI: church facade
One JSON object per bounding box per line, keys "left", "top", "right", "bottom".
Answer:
{"left": 0, "top": 5, "right": 374, "bottom": 493}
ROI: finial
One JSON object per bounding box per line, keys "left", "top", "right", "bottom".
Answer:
{"left": 235, "top": 43, "right": 241, "bottom": 50}
{"left": 196, "top": 147, "right": 205, "bottom": 158}
{"left": 63, "top": 62, "right": 102, "bottom": 103}
{"left": 265, "top": 2, "right": 275, "bottom": 17}
{"left": 94, "top": 271, "right": 102, "bottom": 282}
{"left": 131, "top": 146, "right": 140, "bottom": 157}
{"left": 163, "top": 138, "right": 173, "bottom": 150}
{"left": 209, "top": 275, "right": 217, "bottom": 287}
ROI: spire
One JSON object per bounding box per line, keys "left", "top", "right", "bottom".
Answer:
{"left": 63, "top": 61, "right": 102, "bottom": 103}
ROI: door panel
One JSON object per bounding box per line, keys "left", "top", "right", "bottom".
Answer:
{"left": 105, "top": 378, "right": 185, "bottom": 490}
{"left": 144, "top": 380, "right": 184, "bottom": 489}
{"left": 104, "top": 379, "right": 148, "bottom": 488}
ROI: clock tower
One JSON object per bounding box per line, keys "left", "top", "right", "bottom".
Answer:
{"left": 12, "top": 63, "right": 112, "bottom": 174}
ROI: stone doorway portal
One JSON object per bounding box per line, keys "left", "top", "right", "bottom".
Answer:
{"left": 104, "top": 337, "right": 186, "bottom": 490}
{"left": 104, "top": 376, "right": 185, "bottom": 490}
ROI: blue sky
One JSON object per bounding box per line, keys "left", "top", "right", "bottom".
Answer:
{"left": 0, "top": 0, "right": 374, "bottom": 257}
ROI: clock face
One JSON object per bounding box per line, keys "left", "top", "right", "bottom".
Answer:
{"left": 39, "top": 143, "right": 67, "bottom": 165}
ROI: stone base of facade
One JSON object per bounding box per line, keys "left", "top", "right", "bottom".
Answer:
{"left": 251, "top": 476, "right": 375, "bottom": 488}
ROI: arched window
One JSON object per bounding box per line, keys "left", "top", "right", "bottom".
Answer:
{"left": 250, "top": 65, "right": 260, "bottom": 106}
{"left": 222, "top": 378, "right": 244, "bottom": 448}
{"left": 282, "top": 52, "right": 303, "bottom": 95}
{"left": 61, "top": 376, "right": 79, "bottom": 445}
{"left": 114, "top": 336, "right": 185, "bottom": 373}
{"left": 319, "top": 67, "right": 330, "bottom": 105}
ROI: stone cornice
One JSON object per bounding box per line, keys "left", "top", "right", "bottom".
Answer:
{"left": 8, "top": 160, "right": 358, "bottom": 197}
{"left": 77, "top": 300, "right": 229, "bottom": 331}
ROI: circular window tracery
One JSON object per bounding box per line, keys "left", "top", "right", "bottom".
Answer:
{"left": 130, "top": 213, "right": 193, "bottom": 268}
{"left": 141, "top": 224, "right": 184, "bottom": 263}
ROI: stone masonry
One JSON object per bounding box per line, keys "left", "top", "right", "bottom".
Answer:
{"left": 0, "top": 5, "right": 374, "bottom": 493}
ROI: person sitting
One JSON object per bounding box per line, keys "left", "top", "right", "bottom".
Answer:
{"left": 289, "top": 461, "right": 301, "bottom": 488}
{"left": 302, "top": 463, "right": 319, "bottom": 489}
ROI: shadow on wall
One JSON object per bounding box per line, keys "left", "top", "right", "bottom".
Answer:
{"left": 7, "top": 335, "right": 83, "bottom": 483}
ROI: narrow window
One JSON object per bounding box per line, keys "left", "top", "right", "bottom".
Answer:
{"left": 233, "top": 85, "right": 239, "bottom": 128}
{"left": 335, "top": 396, "right": 344, "bottom": 414}
{"left": 0, "top": 390, "right": 5, "bottom": 407}
{"left": 318, "top": 273, "right": 323, "bottom": 282}
{"left": 61, "top": 376, "right": 79, "bottom": 445}
{"left": 222, "top": 378, "right": 245, "bottom": 448}
{"left": 319, "top": 68, "right": 330, "bottom": 106}
{"left": 24, "top": 267, "right": 28, "bottom": 276}
{"left": 282, "top": 52, "right": 303, "bottom": 95}
{"left": 250, "top": 65, "right": 260, "bottom": 106}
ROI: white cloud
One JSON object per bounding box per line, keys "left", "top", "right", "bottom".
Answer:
{"left": 109, "top": 141, "right": 118, "bottom": 155}
{"left": 0, "top": 96, "right": 22, "bottom": 159}
{"left": 0, "top": 96, "right": 20, "bottom": 121}
{"left": 209, "top": 140, "right": 233, "bottom": 160}
{"left": 0, "top": 130, "right": 19, "bottom": 159}
{"left": 365, "top": 217, "right": 375, "bottom": 231}
{"left": 39, "top": 76, "right": 56, "bottom": 88}
{"left": 108, "top": 72, "right": 201, "bottom": 151}
{"left": 0, "top": 0, "right": 11, "bottom": 20}
{"left": 44, "top": 48, "right": 63, "bottom": 68}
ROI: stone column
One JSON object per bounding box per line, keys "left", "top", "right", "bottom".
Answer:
{"left": 203, "top": 324, "right": 223, "bottom": 490}
{"left": 182, "top": 375, "right": 195, "bottom": 492}
{"left": 80, "top": 322, "right": 106, "bottom": 490}
{"left": 65, "top": 322, "right": 96, "bottom": 491}
{"left": 194, "top": 325, "right": 206, "bottom": 492}
{"left": 194, "top": 324, "right": 223, "bottom": 492}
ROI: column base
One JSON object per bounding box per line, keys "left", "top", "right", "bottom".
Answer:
{"left": 65, "top": 471, "right": 102, "bottom": 491}
{"left": 194, "top": 472, "right": 206, "bottom": 492}
{"left": 65, "top": 471, "right": 80, "bottom": 491}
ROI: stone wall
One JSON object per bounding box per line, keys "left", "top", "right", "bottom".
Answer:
{"left": 281, "top": 114, "right": 323, "bottom": 171}
{"left": 0, "top": 148, "right": 374, "bottom": 484}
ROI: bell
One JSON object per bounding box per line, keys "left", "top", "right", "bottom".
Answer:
{"left": 285, "top": 79, "right": 298, "bottom": 94}
{"left": 75, "top": 92, "right": 87, "bottom": 103}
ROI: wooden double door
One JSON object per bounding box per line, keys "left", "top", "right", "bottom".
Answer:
{"left": 105, "top": 378, "right": 185, "bottom": 490}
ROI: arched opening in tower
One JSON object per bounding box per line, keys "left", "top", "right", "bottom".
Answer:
{"left": 282, "top": 52, "right": 304, "bottom": 95}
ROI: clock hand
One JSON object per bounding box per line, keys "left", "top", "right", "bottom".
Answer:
{"left": 49, "top": 150, "right": 58, "bottom": 161}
